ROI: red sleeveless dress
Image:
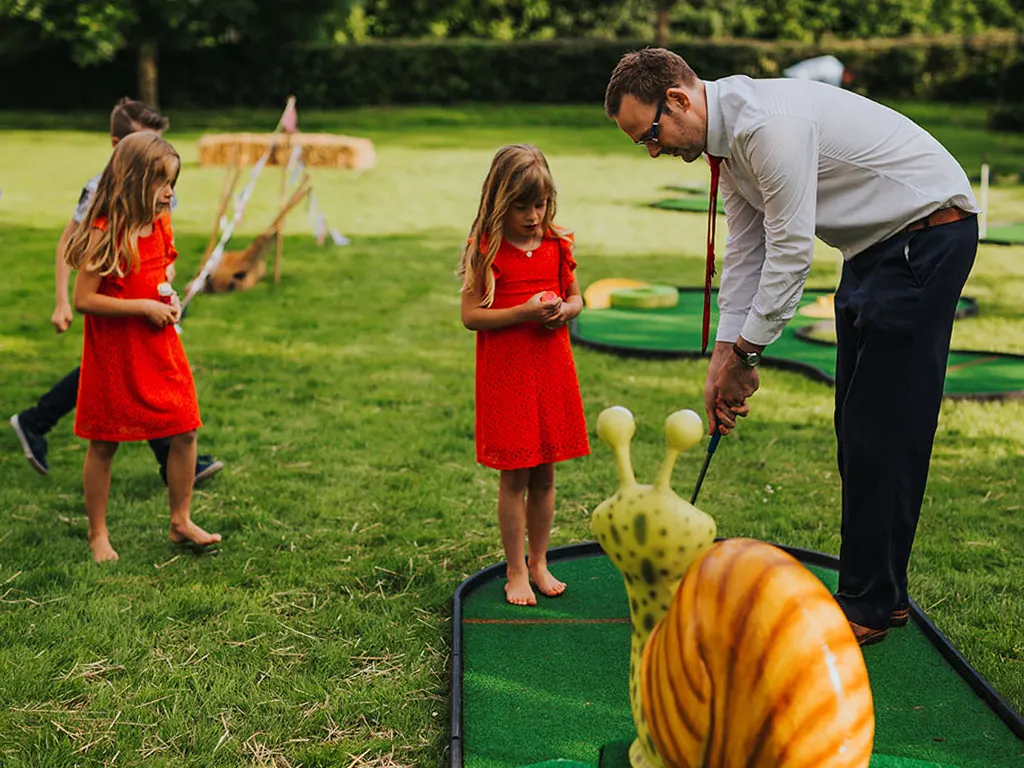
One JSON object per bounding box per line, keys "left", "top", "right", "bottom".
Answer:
{"left": 75, "top": 215, "right": 202, "bottom": 442}
{"left": 474, "top": 233, "right": 590, "bottom": 470}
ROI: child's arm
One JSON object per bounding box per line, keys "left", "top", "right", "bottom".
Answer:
{"left": 51, "top": 218, "right": 78, "bottom": 333}
{"left": 74, "top": 269, "right": 179, "bottom": 328}
{"left": 461, "top": 286, "right": 561, "bottom": 331}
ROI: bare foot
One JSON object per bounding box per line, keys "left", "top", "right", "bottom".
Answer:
{"left": 169, "top": 520, "right": 222, "bottom": 547}
{"left": 505, "top": 570, "right": 537, "bottom": 606}
{"left": 89, "top": 534, "right": 119, "bottom": 563}
{"left": 529, "top": 562, "right": 566, "bottom": 598}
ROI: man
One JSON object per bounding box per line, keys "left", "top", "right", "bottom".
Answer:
{"left": 604, "top": 48, "right": 979, "bottom": 646}
{"left": 10, "top": 97, "right": 225, "bottom": 487}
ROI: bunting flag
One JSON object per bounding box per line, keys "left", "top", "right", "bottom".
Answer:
{"left": 329, "top": 227, "right": 350, "bottom": 247}
{"left": 307, "top": 189, "right": 319, "bottom": 227}
{"left": 184, "top": 132, "right": 281, "bottom": 310}
{"left": 183, "top": 97, "right": 349, "bottom": 317}
{"left": 287, "top": 144, "right": 304, "bottom": 184}
{"left": 302, "top": 187, "right": 349, "bottom": 248}
{"left": 281, "top": 96, "right": 298, "bottom": 134}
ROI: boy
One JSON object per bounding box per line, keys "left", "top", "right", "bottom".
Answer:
{"left": 10, "top": 97, "right": 225, "bottom": 486}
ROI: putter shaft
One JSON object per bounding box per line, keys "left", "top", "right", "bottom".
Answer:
{"left": 690, "top": 428, "right": 723, "bottom": 504}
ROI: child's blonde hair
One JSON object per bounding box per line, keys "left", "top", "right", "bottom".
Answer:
{"left": 458, "top": 144, "right": 571, "bottom": 307}
{"left": 65, "top": 131, "right": 180, "bottom": 277}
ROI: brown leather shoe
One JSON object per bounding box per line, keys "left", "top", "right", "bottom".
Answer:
{"left": 890, "top": 608, "right": 910, "bottom": 627}
{"left": 850, "top": 621, "right": 888, "bottom": 647}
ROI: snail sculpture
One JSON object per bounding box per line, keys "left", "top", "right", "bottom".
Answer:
{"left": 592, "top": 406, "right": 874, "bottom": 768}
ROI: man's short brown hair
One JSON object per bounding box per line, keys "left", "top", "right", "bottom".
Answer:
{"left": 110, "top": 97, "right": 169, "bottom": 140}
{"left": 604, "top": 47, "right": 700, "bottom": 118}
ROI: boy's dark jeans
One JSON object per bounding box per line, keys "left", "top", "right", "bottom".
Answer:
{"left": 18, "top": 366, "right": 170, "bottom": 464}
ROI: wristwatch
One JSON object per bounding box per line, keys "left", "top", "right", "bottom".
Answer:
{"left": 733, "top": 343, "right": 762, "bottom": 368}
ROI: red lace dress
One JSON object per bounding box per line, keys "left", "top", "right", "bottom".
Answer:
{"left": 75, "top": 215, "right": 202, "bottom": 442}
{"left": 475, "top": 233, "right": 590, "bottom": 470}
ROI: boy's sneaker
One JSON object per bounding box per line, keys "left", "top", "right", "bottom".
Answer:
{"left": 160, "top": 455, "right": 225, "bottom": 488}
{"left": 10, "top": 414, "right": 49, "bottom": 475}
{"left": 194, "top": 455, "right": 225, "bottom": 485}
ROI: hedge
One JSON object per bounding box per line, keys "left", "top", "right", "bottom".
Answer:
{"left": 988, "top": 103, "right": 1024, "bottom": 133}
{"left": 2, "top": 32, "right": 1022, "bottom": 110}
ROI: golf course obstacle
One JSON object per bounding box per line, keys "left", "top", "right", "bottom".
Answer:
{"left": 591, "top": 406, "right": 873, "bottom": 768}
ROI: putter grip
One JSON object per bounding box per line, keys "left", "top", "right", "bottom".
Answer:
{"left": 707, "top": 415, "right": 724, "bottom": 453}
{"left": 708, "top": 428, "right": 722, "bottom": 455}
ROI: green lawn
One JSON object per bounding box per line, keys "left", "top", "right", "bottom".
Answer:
{"left": 1, "top": 103, "right": 1022, "bottom": 766}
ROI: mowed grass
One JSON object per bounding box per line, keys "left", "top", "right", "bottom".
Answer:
{"left": 0, "top": 103, "right": 1022, "bottom": 766}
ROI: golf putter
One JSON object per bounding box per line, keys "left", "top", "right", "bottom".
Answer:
{"left": 690, "top": 418, "right": 724, "bottom": 505}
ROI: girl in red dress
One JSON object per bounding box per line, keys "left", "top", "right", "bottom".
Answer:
{"left": 64, "top": 132, "right": 221, "bottom": 562}
{"left": 458, "top": 144, "right": 590, "bottom": 606}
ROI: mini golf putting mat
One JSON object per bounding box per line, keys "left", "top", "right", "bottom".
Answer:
{"left": 571, "top": 287, "right": 1024, "bottom": 400}
{"left": 981, "top": 224, "right": 1024, "bottom": 246}
{"left": 450, "top": 542, "right": 1024, "bottom": 768}
{"left": 649, "top": 197, "right": 725, "bottom": 214}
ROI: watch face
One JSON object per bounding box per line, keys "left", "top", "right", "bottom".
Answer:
{"left": 733, "top": 343, "right": 761, "bottom": 367}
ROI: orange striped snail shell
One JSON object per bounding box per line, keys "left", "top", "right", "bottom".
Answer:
{"left": 641, "top": 538, "right": 874, "bottom": 768}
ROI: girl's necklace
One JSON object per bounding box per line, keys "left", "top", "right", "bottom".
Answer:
{"left": 514, "top": 235, "right": 542, "bottom": 258}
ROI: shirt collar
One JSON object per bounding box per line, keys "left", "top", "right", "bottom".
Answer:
{"left": 703, "top": 79, "right": 730, "bottom": 160}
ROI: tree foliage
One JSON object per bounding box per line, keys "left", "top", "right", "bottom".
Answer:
{"left": 0, "top": 0, "right": 346, "bottom": 65}
{"left": 2, "top": 0, "right": 1023, "bottom": 55}
{"left": 329, "top": 0, "right": 1024, "bottom": 41}
{"left": 338, "top": 0, "right": 645, "bottom": 41}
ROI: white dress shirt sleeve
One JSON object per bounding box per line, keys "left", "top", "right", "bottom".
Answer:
{"left": 739, "top": 115, "right": 819, "bottom": 346}
{"left": 716, "top": 171, "right": 766, "bottom": 344}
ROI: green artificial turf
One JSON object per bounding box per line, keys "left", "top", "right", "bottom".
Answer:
{"left": 573, "top": 289, "right": 1024, "bottom": 398}
{"left": 460, "top": 550, "right": 1024, "bottom": 768}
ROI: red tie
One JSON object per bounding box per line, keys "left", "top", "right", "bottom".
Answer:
{"left": 702, "top": 155, "right": 723, "bottom": 355}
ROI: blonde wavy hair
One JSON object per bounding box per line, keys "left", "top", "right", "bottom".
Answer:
{"left": 457, "top": 144, "right": 572, "bottom": 307}
{"left": 65, "top": 131, "right": 181, "bottom": 277}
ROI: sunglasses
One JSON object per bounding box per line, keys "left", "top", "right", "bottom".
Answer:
{"left": 634, "top": 96, "right": 666, "bottom": 146}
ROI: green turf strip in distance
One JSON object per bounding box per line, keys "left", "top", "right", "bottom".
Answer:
{"left": 460, "top": 549, "right": 1024, "bottom": 768}
{"left": 662, "top": 183, "right": 709, "bottom": 194}
{"left": 649, "top": 197, "right": 725, "bottom": 214}
{"left": 980, "top": 224, "right": 1024, "bottom": 245}
{"left": 572, "top": 289, "right": 1024, "bottom": 398}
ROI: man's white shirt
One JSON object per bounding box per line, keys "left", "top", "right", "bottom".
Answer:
{"left": 704, "top": 75, "right": 979, "bottom": 346}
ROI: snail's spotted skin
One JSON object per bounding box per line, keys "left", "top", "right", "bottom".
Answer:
{"left": 591, "top": 407, "right": 716, "bottom": 768}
